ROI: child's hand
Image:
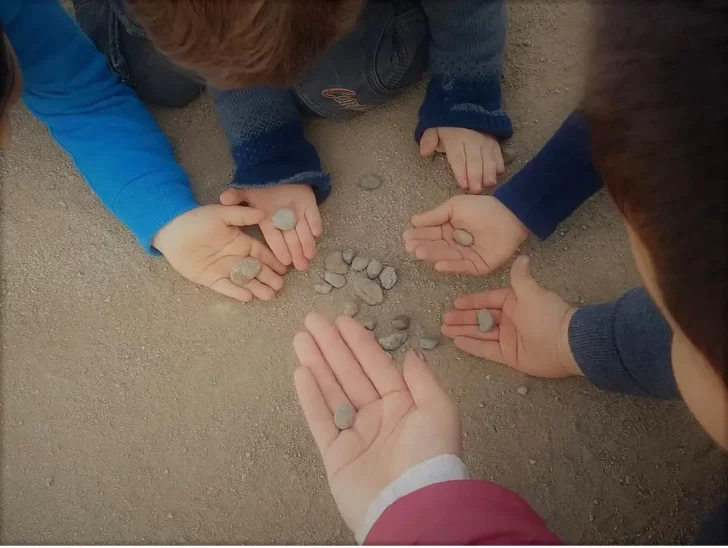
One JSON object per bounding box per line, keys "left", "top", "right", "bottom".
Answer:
{"left": 220, "top": 184, "right": 322, "bottom": 271}
{"left": 403, "top": 195, "right": 528, "bottom": 276}
{"left": 420, "top": 127, "right": 505, "bottom": 193}
{"left": 294, "top": 313, "right": 461, "bottom": 534}
{"left": 442, "top": 256, "right": 583, "bottom": 378}
{"left": 153, "top": 205, "right": 287, "bottom": 302}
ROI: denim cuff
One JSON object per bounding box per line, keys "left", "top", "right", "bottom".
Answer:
{"left": 415, "top": 77, "right": 513, "bottom": 143}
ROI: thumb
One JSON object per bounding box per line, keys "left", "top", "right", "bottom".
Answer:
{"left": 419, "top": 128, "right": 439, "bottom": 157}
{"left": 220, "top": 187, "right": 247, "bottom": 206}
{"left": 402, "top": 350, "right": 450, "bottom": 409}
{"left": 509, "top": 255, "right": 540, "bottom": 296}
{"left": 411, "top": 198, "right": 453, "bottom": 228}
{"left": 220, "top": 205, "right": 265, "bottom": 227}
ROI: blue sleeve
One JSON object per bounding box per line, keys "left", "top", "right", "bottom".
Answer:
{"left": 493, "top": 111, "right": 603, "bottom": 239}
{"left": 569, "top": 288, "right": 678, "bottom": 399}
{"left": 416, "top": 0, "right": 513, "bottom": 142}
{"left": 211, "top": 87, "right": 331, "bottom": 203}
{"left": 4, "top": 0, "right": 199, "bottom": 253}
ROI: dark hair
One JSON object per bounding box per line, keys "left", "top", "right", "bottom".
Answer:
{"left": 1, "top": 22, "right": 14, "bottom": 114}
{"left": 584, "top": 1, "right": 727, "bottom": 379}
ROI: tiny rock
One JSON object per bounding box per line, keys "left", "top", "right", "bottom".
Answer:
{"left": 271, "top": 208, "right": 297, "bottom": 231}
{"left": 379, "top": 266, "right": 398, "bottom": 290}
{"left": 358, "top": 316, "right": 377, "bottom": 330}
{"left": 230, "top": 258, "right": 262, "bottom": 286}
{"left": 334, "top": 403, "right": 356, "bottom": 430}
{"left": 453, "top": 229, "right": 474, "bottom": 246}
{"left": 314, "top": 282, "right": 333, "bottom": 295}
{"left": 343, "top": 300, "right": 359, "bottom": 317}
{"left": 324, "top": 270, "right": 347, "bottom": 289}
{"left": 477, "top": 309, "right": 494, "bottom": 332}
{"left": 529, "top": 459, "right": 537, "bottom": 465}
{"left": 366, "top": 259, "right": 383, "bottom": 279}
{"left": 351, "top": 256, "right": 369, "bottom": 272}
{"left": 325, "top": 251, "right": 349, "bottom": 275}
{"left": 378, "top": 331, "right": 408, "bottom": 351}
{"left": 342, "top": 249, "right": 356, "bottom": 265}
{"left": 517, "top": 386, "right": 529, "bottom": 396}
{"left": 478, "top": 402, "right": 484, "bottom": 408}
{"left": 522, "top": 39, "right": 532, "bottom": 47}
{"left": 353, "top": 277, "right": 384, "bottom": 305}
{"left": 358, "top": 172, "right": 382, "bottom": 190}
{"left": 392, "top": 315, "right": 411, "bottom": 330}
{"left": 419, "top": 336, "right": 440, "bottom": 350}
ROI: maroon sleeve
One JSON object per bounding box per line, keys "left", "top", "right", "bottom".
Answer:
{"left": 364, "top": 480, "right": 560, "bottom": 545}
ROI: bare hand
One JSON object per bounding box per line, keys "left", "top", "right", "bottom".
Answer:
{"left": 294, "top": 313, "right": 461, "bottom": 533}
{"left": 152, "top": 205, "right": 286, "bottom": 302}
{"left": 442, "top": 256, "right": 582, "bottom": 378}
{"left": 220, "top": 184, "right": 322, "bottom": 272}
{"left": 420, "top": 127, "right": 504, "bottom": 193}
{"left": 403, "top": 195, "right": 529, "bottom": 276}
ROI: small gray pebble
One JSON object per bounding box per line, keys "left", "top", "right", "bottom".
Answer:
{"left": 522, "top": 39, "right": 532, "bottom": 47}
{"left": 342, "top": 249, "right": 356, "bottom": 265}
{"left": 378, "top": 331, "right": 408, "bottom": 351}
{"left": 334, "top": 403, "right": 356, "bottom": 430}
{"left": 351, "top": 256, "right": 369, "bottom": 272}
{"left": 272, "top": 208, "right": 297, "bottom": 230}
{"left": 517, "top": 386, "right": 529, "bottom": 396}
{"left": 419, "top": 336, "right": 440, "bottom": 350}
{"left": 324, "top": 270, "right": 347, "bottom": 289}
{"left": 353, "top": 277, "right": 383, "bottom": 305}
{"left": 358, "top": 316, "right": 377, "bottom": 330}
{"left": 343, "top": 301, "right": 359, "bottom": 317}
{"left": 325, "top": 251, "right": 349, "bottom": 275}
{"left": 453, "top": 229, "right": 474, "bottom": 246}
{"left": 314, "top": 282, "right": 333, "bottom": 295}
{"left": 477, "top": 309, "right": 494, "bottom": 332}
{"left": 230, "top": 258, "right": 262, "bottom": 286}
{"left": 366, "top": 259, "right": 383, "bottom": 279}
{"left": 358, "top": 172, "right": 382, "bottom": 190}
{"left": 502, "top": 144, "right": 519, "bottom": 166}
{"left": 379, "top": 266, "right": 398, "bottom": 290}
{"left": 392, "top": 315, "right": 411, "bottom": 330}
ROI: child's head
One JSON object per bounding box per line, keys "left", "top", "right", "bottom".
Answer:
{"left": 1, "top": 24, "right": 23, "bottom": 148}
{"left": 584, "top": 1, "right": 727, "bottom": 446}
{"left": 126, "top": 0, "right": 364, "bottom": 89}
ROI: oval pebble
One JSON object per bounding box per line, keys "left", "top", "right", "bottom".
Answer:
{"left": 419, "top": 336, "right": 440, "bottom": 350}
{"left": 230, "top": 258, "right": 262, "bottom": 286}
{"left": 272, "top": 208, "right": 297, "bottom": 230}
{"left": 343, "top": 300, "right": 359, "bottom": 317}
{"left": 324, "top": 270, "right": 347, "bottom": 289}
{"left": 366, "top": 259, "right": 383, "bottom": 279}
{"left": 477, "top": 309, "right": 494, "bottom": 332}
{"left": 379, "top": 266, "right": 398, "bottom": 290}
{"left": 392, "top": 315, "right": 410, "bottom": 330}
{"left": 351, "top": 256, "right": 369, "bottom": 272}
{"left": 453, "top": 229, "right": 474, "bottom": 246}
{"left": 342, "top": 249, "right": 356, "bottom": 265}
{"left": 358, "top": 173, "right": 382, "bottom": 190}
{"left": 325, "top": 251, "right": 349, "bottom": 275}
{"left": 334, "top": 403, "right": 356, "bottom": 430}
{"left": 353, "top": 277, "right": 383, "bottom": 305}
{"left": 378, "top": 331, "right": 408, "bottom": 351}
{"left": 314, "top": 282, "right": 333, "bottom": 295}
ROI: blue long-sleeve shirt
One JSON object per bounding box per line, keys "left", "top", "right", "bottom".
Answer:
{"left": 1, "top": 0, "right": 199, "bottom": 252}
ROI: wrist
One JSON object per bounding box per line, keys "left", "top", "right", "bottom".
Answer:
{"left": 558, "top": 307, "right": 583, "bottom": 376}
{"left": 151, "top": 209, "right": 190, "bottom": 255}
{"left": 495, "top": 197, "right": 530, "bottom": 244}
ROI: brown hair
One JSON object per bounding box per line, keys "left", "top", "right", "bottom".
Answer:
{"left": 126, "top": 0, "right": 363, "bottom": 89}
{"left": 584, "top": 1, "right": 727, "bottom": 378}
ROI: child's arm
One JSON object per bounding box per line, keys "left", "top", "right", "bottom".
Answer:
{"left": 211, "top": 87, "right": 329, "bottom": 271}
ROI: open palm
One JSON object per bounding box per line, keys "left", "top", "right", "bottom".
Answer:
{"left": 403, "top": 195, "right": 529, "bottom": 276}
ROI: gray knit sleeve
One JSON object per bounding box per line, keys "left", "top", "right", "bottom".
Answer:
{"left": 568, "top": 288, "right": 678, "bottom": 399}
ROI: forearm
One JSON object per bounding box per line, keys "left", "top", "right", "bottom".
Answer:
{"left": 417, "top": 0, "right": 512, "bottom": 141}
{"left": 212, "top": 87, "right": 330, "bottom": 202}
{"left": 569, "top": 288, "right": 678, "bottom": 399}
{"left": 494, "top": 111, "right": 603, "bottom": 239}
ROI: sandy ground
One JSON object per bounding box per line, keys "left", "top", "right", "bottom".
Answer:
{"left": 1, "top": 1, "right": 726, "bottom": 544}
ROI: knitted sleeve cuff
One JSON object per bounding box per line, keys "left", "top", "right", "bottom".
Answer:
{"left": 228, "top": 121, "right": 331, "bottom": 203}
{"left": 415, "top": 77, "right": 513, "bottom": 143}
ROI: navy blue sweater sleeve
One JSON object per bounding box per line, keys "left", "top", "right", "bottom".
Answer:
{"left": 417, "top": 0, "right": 512, "bottom": 142}
{"left": 494, "top": 111, "right": 603, "bottom": 239}
{"left": 569, "top": 288, "right": 678, "bottom": 399}
{"left": 211, "top": 87, "right": 330, "bottom": 202}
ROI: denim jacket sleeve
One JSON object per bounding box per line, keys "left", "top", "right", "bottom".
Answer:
{"left": 416, "top": 0, "right": 513, "bottom": 142}
{"left": 211, "top": 87, "right": 331, "bottom": 202}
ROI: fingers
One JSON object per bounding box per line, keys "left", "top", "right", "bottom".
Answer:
{"left": 454, "top": 288, "right": 512, "bottom": 311}
{"left": 495, "top": 144, "right": 506, "bottom": 174}
{"left": 210, "top": 278, "right": 254, "bottom": 302}
{"left": 294, "top": 330, "right": 352, "bottom": 413}
{"left": 220, "top": 188, "right": 247, "bottom": 206}
{"left": 260, "top": 222, "right": 293, "bottom": 268}
{"left": 442, "top": 324, "right": 500, "bottom": 341}
{"left": 296, "top": 220, "right": 317, "bottom": 261}
{"left": 481, "top": 144, "right": 498, "bottom": 189}
{"left": 434, "top": 259, "right": 480, "bottom": 276}
{"left": 411, "top": 200, "right": 454, "bottom": 228}
{"left": 443, "top": 309, "right": 502, "bottom": 326}
{"left": 305, "top": 206, "right": 323, "bottom": 238}
{"left": 220, "top": 205, "right": 264, "bottom": 227}
{"left": 249, "top": 236, "right": 287, "bottom": 276}
{"left": 283, "top": 226, "right": 309, "bottom": 271}
{"left": 255, "top": 263, "right": 285, "bottom": 292}
{"left": 336, "top": 316, "right": 406, "bottom": 397}
{"left": 454, "top": 337, "right": 506, "bottom": 364}
{"left": 415, "top": 242, "right": 462, "bottom": 263}
{"left": 419, "top": 128, "right": 440, "bottom": 157}
{"left": 446, "top": 140, "right": 468, "bottom": 191}
{"left": 243, "top": 279, "right": 276, "bottom": 301}
{"left": 509, "top": 256, "right": 539, "bottom": 296}
{"left": 294, "top": 366, "right": 339, "bottom": 455}
{"left": 402, "top": 350, "right": 450, "bottom": 408}
{"left": 465, "top": 142, "right": 484, "bottom": 194}
{"left": 215, "top": 253, "right": 282, "bottom": 300}
{"left": 304, "top": 313, "right": 379, "bottom": 409}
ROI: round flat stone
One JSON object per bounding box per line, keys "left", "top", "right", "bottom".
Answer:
{"left": 230, "top": 258, "right": 262, "bottom": 286}
{"left": 392, "top": 315, "right": 410, "bottom": 330}
{"left": 453, "top": 229, "right": 474, "bottom": 246}
{"left": 378, "top": 331, "right": 408, "bottom": 351}
{"left": 358, "top": 173, "right": 382, "bottom": 190}
{"left": 379, "top": 266, "right": 398, "bottom": 290}
{"left": 353, "top": 277, "right": 383, "bottom": 305}
{"left": 343, "top": 301, "right": 359, "bottom": 317}
{"left": 272, "top": 208, "right": 297, "bottom": 230}
{"left": 324, "top": 270, "right": 347, "bottom": 289}
{"left": 334, "top": 403, "right": 356, "bottom": 430}
{"left": 342, "top": 249, "right": 356, "bottom": 265}
{"left": 351, "top": 256, "right": 369, "bottom": 272}
{"left": 314, "top": 282, "right": 333, "bottom": 295}
{"left": 419, "top": 336, "right": 440, "bottom": 350}
{"left": 366, "top": 259, "right": 383, "bottom": 279}
{"left": 325, "top": 251, "right": 349, "bottom": 275}
{"left": 477, "top": 309, "right": 494, "bottom": 332}
{"left": 358, "top": 316, "right": 377, "bottom": 330}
